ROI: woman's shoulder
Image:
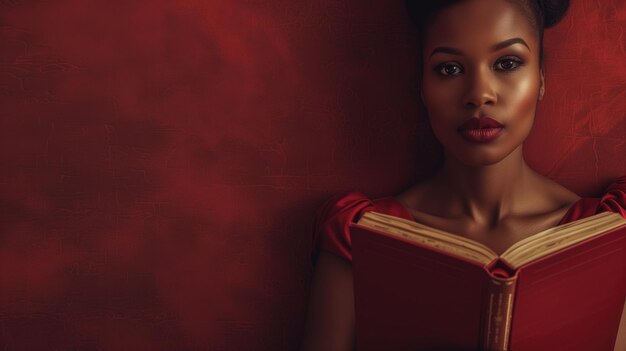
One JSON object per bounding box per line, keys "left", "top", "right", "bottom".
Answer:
{"left": 598, "top": 175, "right": 626, "bottom": 213}
{"left": 310, "top": 191, "right": 411, "bottom": 265}
{"left": 313, "top": 191, "right": 411, "bottom": 219}
{"left": 532, "top": 173, "right": 581, "bottom": 215}
{"left": 559, "top": 175, "right": 626, "bottom": 224}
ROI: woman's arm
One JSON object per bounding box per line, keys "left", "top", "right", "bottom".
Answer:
{"left": 614, "top": 300, "right": 626, "bottom": 351}
{"left": 300, "top": 251, "right": 355, "bottom": 351}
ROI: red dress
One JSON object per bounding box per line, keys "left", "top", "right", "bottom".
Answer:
{"left": 311, "top": 176, "right": 626, "bottom": 265}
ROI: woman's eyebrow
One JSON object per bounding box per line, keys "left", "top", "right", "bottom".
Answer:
{"left": 492, "top": 37, "right": 530, "bottom": 52}
{"left": 429, "top": 37, "right": 531, "bottom": 58}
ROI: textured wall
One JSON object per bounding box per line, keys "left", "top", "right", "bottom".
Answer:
{"left": 0, "top": 0, "right": 624, "bottom": 350}
{"left": 526, "top": 0, "right": 626, "bottom": 194}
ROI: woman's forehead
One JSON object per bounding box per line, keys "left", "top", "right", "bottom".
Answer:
{"left": 423, "top": 0, "right": 538, "bottom": 55}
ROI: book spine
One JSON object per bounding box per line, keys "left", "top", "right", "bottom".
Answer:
{"left": 479, "top": 275, "right": 517, "bottom": 351}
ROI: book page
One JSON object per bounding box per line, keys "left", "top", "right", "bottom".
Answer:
{"left": 358, "top": 211, "right": 626, "bottom": 269}
{"left": 357, "top": 212, "right": 497, "bottom": 265}
{"left": 500, "top": 212, "right": 626, "bottom": 268}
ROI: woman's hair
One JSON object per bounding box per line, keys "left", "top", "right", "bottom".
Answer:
{"left": 405, "top": 0, "right": 570, "bottom": 68}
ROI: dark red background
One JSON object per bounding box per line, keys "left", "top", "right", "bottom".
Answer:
{"left": 1, "top": 1, "right": 624, "bottom": 350}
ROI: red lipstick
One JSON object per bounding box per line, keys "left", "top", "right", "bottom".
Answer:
{"left": 458, "top": 117, "right": 504, "bottom": 143}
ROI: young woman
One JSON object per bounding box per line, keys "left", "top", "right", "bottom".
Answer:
{"left": 300, "top": 0, "right": 626, "bottom": 350}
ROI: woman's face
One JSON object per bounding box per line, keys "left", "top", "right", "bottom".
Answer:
{"left": 421, "top": 0, "right": 544, "bottom": 167}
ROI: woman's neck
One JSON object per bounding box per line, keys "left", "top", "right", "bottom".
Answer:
{"left": 434, "top": 145, "right": 534, "bottom": 227}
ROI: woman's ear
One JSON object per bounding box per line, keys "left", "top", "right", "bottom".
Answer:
{"left": 538, "top": 69, "right": 545, "bottom": 101}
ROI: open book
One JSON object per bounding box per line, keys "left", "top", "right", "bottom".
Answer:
{"left": 350, "top": 211, "right": 626, "bottom": 351}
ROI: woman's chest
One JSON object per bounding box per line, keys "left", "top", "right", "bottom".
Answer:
{"left": 406, "top": 208, "right": 570, "bottom": 256}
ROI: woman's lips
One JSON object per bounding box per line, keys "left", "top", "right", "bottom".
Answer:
{"left": 457, "top": 117, "right": 504, "bottom": 143}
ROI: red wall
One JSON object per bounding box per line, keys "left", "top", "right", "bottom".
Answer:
{"left": 1, "top": 1, "right": 624, "bottom": 350}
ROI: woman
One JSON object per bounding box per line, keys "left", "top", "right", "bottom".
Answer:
{"left": 300, "top": 0, "right": 626, "bottom": 350}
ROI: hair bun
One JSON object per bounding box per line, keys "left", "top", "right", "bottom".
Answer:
{"left": 405, "top": 0, "right": 571, "bottom": 31}
{"left": 539, "top": 0, "right": 570, "bottom": 28}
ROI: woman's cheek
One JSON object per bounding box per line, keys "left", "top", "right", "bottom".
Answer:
{"left": 511, "top": 75, "right": 538, "bottom": 113}
{"left": 423, "top": 82, "right": 462, "bottom": 133}
{"left": 506, "top": 74, "right": 540, "bottom": 136}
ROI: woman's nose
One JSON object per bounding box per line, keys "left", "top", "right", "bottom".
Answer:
{"left": 463, "top": 68, "right": 497, "bottom": 108}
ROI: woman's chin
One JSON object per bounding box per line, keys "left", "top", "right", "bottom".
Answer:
{"left": 445, "top": 146, "right": 518, "bottom": 168}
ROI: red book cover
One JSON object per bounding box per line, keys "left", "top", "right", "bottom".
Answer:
{"left": 509, "top": 227, "right": 625, "bottom": 349}
{"left": 350, "top": 214, "right": 626, "bottom": 351}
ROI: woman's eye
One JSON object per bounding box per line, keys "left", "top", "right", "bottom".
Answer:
{"left": 495, "top": 58, "right": 522, "bottom": 71}
{"left": 436, "top": 63, "right": 463, "bottom": 76}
